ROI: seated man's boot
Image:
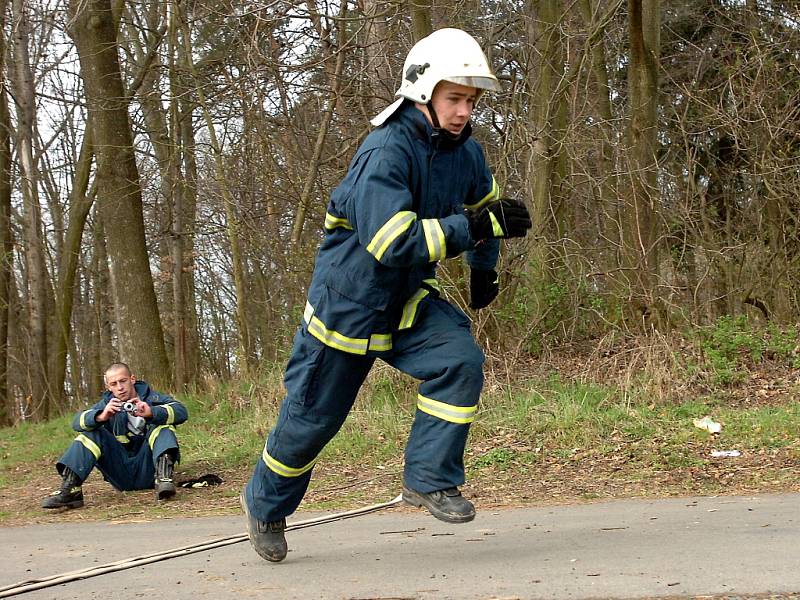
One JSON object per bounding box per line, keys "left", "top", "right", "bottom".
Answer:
{"left": 154, "top": 453, "right": 177, "bottom": 501}
{"left": 402, "top": 485, "right": 476, "bottom": 523}
{"left": 240, "top": 489, "right": 287, "bottom": 562}
{"left": 42, "top": 467, "right": 84, "bottom": 509}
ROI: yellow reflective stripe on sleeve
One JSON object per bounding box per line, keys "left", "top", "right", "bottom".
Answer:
{"left": 366, "top": 211, "right": 416, "bottom": 261}
{"left": 421, "top": 219, "right": 446, "bottom": 262}
{"left": 148, "top": 425, "right": 176, "bottom": 450}
{"left": 79, "top": 410, "right": 93, "bottom": 430}
{"left": 489, "top": 212, "right": 504, "bottom": 237}
{"left": 464, "top": 176, "right": 499, "bottom": 210}
{"left": 308, "top": 316, "right": 369, "bottom": 354}
{"left": 324, "top": 212, "right": 353, "bottom": 231}
{"left": 164, "top": 403, "right": 176, "bottom": 425}
{"left": 417, "top": 394, "right": 477, "bottom": 424}
{"left": 115, "top": 435, "right": 129, "bottom": 444}
{"left": 399, "top": 288, "right": 429, "bottom": 330}
{"left": 76, "top": 433, "right": 101, "bottom": 460}
{"left": 368, "top": 333, "right": 392, "bottom": 352}
{"left": 262, "top": 448, "right": 316, "bottom": 478}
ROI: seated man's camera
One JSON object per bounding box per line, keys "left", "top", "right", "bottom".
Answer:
{"left": 121, "top": 401, "right": 136, "bottom": 413}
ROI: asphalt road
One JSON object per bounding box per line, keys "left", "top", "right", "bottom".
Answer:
{"left": 2, "top": 493, "right": 798, "bottom": 600}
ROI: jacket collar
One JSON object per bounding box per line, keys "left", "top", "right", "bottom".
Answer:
{"left": 394, "top": 101, "right": 472, "bottom": 150}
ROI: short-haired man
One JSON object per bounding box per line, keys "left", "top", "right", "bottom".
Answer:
{"left": 42, "top": 363, "right": 188, "bottom": 509}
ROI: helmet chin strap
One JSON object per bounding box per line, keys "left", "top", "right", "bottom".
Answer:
{"left": 426, "top": 101, "right": 461, "bottom": 141}
{"left": 427, "top": 101, "right": 442, "bottom": 128}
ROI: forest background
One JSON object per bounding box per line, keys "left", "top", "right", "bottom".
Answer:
{"left": 0, "top": 0, "right": 796, "bottom": 430}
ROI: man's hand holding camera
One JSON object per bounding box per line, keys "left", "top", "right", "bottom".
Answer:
{"left": 97, "top": 397, "right": 151, "bottom": 422}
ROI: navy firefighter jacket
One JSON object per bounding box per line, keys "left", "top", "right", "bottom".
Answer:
{"left": 303, "top": 100, "right": 502, "bottom": 355}
{"left": 71, "top": 380, "right": 188, "bottom": 453}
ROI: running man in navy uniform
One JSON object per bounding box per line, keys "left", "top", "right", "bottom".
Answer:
{"left": 241, "top": 28, "right": 531, "bottom": 562}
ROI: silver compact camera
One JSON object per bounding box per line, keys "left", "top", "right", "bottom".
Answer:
{"left": 121, "top": 401, "right": 136, "bottom": 413}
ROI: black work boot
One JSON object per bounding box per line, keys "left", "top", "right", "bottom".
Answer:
{"left": 402, "top": 486, "right": 476, "bottom": 523}
{"left": 240, "top": 489, "right": 288, "bottom": 562}
{"left": 42, "top": 467, "right": 84, "bottom": 510}
{"left": 154, "top": 453, "right": 176, "bottom": 501}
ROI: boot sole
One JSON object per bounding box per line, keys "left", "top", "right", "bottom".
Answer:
{"left": 156, "top": 488, "right": 176, "bottom": 501}
{"left": 42, "top": 499, "right": 84, "bottom": 510}
{"left": 402, "top": 487, "right": 475, "bottom": 523}
{"left": 239, "top": 490, "right": 287, "bottom": 563}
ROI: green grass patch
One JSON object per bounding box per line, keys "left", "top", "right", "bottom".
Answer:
{"left": 1, "top": 365, "right": 799, "bottom": 508}
{"left": 0, "top": 416, "right": 75, "bottom": 486}
{"left": 467, "top": 376, "right": 800, "bottom": 473}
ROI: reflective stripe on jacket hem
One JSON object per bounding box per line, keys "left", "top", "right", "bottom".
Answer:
{"left": 304, "top": 301, "right": 392, "bottom": 354}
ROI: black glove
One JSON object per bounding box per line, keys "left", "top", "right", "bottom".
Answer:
{"left": 469, "top": 268, "right": 499, "bottom": 310}
{"left": 467, "top": 198, "right": 532, "bottom": 242}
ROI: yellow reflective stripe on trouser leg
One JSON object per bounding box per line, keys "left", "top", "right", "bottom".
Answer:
{"left": 366, "top": 211, "right": 416, "bottom": 261}
{"left": 421, "top": 219, "right": 446, "bottom": 261}
{"left": 148, "top": 425, "right": 176, "bottom": 450}
{"left": 417, "top": 394, "right": 477, "bottom": 424}
{"left": 262, "top": 448, "right": 317, "bottom": 478}
{"left": 399, "top": 288, "right": 429, "bottom": 330}
{"left": 76, "top": 433, "right": 101, "bottom": 460}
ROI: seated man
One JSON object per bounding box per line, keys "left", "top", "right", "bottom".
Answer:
{"left": 42, "top": 362, "right": 188, "bottom": 509}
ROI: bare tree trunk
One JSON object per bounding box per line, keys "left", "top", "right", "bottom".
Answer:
{"left": 525, "top": 0, "right": 567, "bottom": 318}
{"left": 67, "top": 0, "right": 170, "bottom": 385}
{"left": 290, "top": 0, "right": 349, "bottom": 248}
{"left": 90, "top": 212, "right": 114, "bottom": 397}
{"left": 178, "top": 92, "right": 199, "bottom": 383}
{"left": 126, "top": 0, "right": 192, "bottom": 385}
{"left": 167, "top": 1, "right": 187, "bottom": 388}
{"left": 53, "top": 121, "right": 94, "bottom": 404}
{"left": 408, "top": 0, "right": 432, "bottom": 41}
{"left": 577, "top": 0, "right": 622, "bottom": 282}
{"left": 361, "top": 0, "right": 393, "bottom": 116}
{"left": 177, "top": 3, "right": 253, "bottom": 373}
{"left": 623, "top": 0, "right": 661, "bottom": 329}
{"left": 0, "top": 0, "right": 11, "bottom": 425}
{"left": 13, "top": 0, "right": 51, "bottom": 418}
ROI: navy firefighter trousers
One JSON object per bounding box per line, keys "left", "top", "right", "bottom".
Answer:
{"left": 57, "top": 426, "right": 179, "bottom": 492}
{"left": 245, "top": 295, "right": 484, "bottom": 523}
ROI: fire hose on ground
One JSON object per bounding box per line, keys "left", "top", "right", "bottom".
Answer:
{"left": 0, "top": 494, "right": 404, "bottom": 598}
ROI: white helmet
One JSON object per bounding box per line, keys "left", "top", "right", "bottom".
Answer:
{"left": 371, "top": 28, "right": 500, "bottom": 127}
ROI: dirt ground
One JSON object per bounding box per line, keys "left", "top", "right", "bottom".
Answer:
{"left": 3, "top": 354, "right": 799, "bottom": 528}
{"left": 3, "top": 429, "right": 799, "bottom": 529}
